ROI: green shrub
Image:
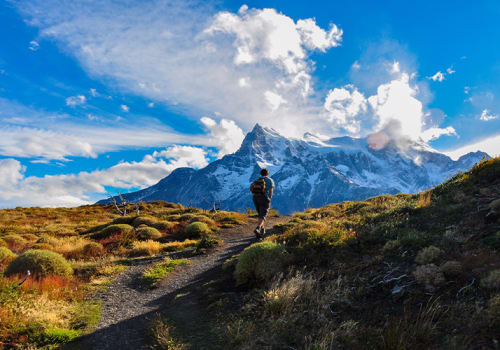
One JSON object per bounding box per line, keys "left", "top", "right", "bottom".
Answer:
{"left": 195, "top": 233, "right": 220, "bottom": 253}
{"left": 184, "top": 222, "right": 211, "bottom": 238}
{"left": 273, "top": 222, "right": 295, "bottom": 234}
{"left": 0, "top": 246, "right": 17, "bottom": 265}
{"left": 413, "top": 264, "right": 445, "bottom": 287}
{"left": 111, "top": 216, "right": 135, "bottom": 225}
{"left": 165, "top": 214, "right": 181, "bottom": 221}
{"left": 488, "top": 295, "right": 500, "bottom": 328}
{"left": 152, "top": 220, "right": 176, "bottom": 232}
{"left": 440, "top": 261, "right": 462, "bottom": 278}
{"left": 136, "top": 226, "right": 163, "bottom": 240}
{"left": 37, "top": 327, "right": 81, "bottom": 345}
{"left": 82, "top": 242, "right": 105, "bottom": 257}
{"left": 189, "top": 215, "right": 217, "bottom": 228}
{"left": 0, "top": 238, "right": 6, "bottom": 247}
{"left": 178, "top": 213, "right": 197, "bottom": 222}
{"left": 90, "top": 224, "right": 134, "bottom": 240}
{"left": 383, "top": 240, "right": 401, "bottom": 253}
{"left": 399, "top": 229, "right": 434, "bottom": 249}
{"left": 132, "top": 216, "right": 157, "bottom": 227}
{"left": 5, "top": 249, "right": 73, "bottom": 278}
{"left": 415, "top": 246, "right": 442, "bottom": 265}
{"left": 481, "top": 270, "right": 500, "bottom": 290}
{"left": 234, "top": 241, "right": 289, "bottom": 285}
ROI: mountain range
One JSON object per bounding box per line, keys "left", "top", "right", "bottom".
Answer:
{"left": 99, "top": 124, "right": 489, "bottom": 214}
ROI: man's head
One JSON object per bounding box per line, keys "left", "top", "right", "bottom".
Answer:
{"left": 260, "top": 168, "right": 269, "bottom": 176}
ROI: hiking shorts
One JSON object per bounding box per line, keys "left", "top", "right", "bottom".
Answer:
{"left": 253, "top": 194, "right": 271, "bottom": 219}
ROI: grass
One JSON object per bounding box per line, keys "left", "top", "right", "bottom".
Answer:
{"left": 141, "top": 257, "right": 190, "bottom": 288}
{"left": 0, "top": 200, "right": 247, "bottom": 348}
{"left": 215, "top": 157, "right": 500, "bottom": 349}
{"left": 150, "top": 314, "right": 187, "bottom": 350}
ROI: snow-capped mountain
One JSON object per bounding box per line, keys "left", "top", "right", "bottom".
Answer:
{"left": 99, "top": 124, "right": 489, "bottom": 213}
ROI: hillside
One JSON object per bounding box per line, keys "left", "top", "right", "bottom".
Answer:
{"left": 0, "top": 201, "right": 250, "bottom": 349}
{"left": 99, "top": 124, "right": 489, "bottom": 214}
{"left": 185, "top": 157, "right": 499, "bottom": 349}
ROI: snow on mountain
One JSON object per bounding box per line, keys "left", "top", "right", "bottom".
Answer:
{"left": 98, "top": 124, "right": 490, "bottom": 213}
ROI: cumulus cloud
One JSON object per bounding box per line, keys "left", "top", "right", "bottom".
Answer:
{"left": 420, "top": 126, "right": 457, "bottom": 142}
{"left": 120, "top": 104, "right": 130, "bottom": 112}
{"left": 65, "top": 95, "right": 86, "bottom": 107}
{"left": 200, "top": 117, "right": 245, "bottom": 158}
{"left": 479, "top": 109, "right": 498, "bottom": 121}
{"left": 324, "top": 85, "right": 368, "bottom": 134}
{"left": 0, "top": 146, "right": 209, "bottom": 208}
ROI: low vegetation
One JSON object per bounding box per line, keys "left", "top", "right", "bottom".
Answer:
{"left": 216, "top": 157, "right": 500, "bottom": 349}
{"left": 0, "top": 201, "right": 247, "bottom": 348}
{"left": 141, "top": 258, "right": 190, "bottom": 288}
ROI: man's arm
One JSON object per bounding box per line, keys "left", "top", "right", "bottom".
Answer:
{"left": 268, "top": 187, "right": 274, "bottom": 200}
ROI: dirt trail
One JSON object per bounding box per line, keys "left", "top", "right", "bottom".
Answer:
{"left": 69, "top": 216, "right": 288, "bottom": 350}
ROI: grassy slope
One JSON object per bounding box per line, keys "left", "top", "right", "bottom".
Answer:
{"left": 0, "top": 201, "right": 247, "bottom": 349}
{"left": 216, "top": 157, "right": 500, "bottom": 350}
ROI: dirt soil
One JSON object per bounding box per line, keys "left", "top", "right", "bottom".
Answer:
{"left": 68, "top": 215, "right": 288, "bottom": 350}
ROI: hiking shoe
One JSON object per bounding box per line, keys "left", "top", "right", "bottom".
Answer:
{"left": 260, "top": 227, "right": 266, "bottom": 237}
{"left": 254, "top": 227, "right": 261, "bottom": 239}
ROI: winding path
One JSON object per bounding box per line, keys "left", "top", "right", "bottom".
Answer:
{"left": 69, "top": 216, "right": 288, "bottom": 350}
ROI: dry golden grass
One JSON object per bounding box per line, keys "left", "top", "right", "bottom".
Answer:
{"left": 130, "top": 240, "right": 162, "bottom": 256}
{"left": 161, "top": 239, "right": 198, "bottom": 252}
{"left": 38, "top": 234, "right": 94, "bottom": 259}
{"left": 417, "top": 189, "right": 432, "bottom": 207}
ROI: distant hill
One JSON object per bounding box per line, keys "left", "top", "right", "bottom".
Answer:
{"left": 98, "top": 124, "right": 489, "bottom": 213}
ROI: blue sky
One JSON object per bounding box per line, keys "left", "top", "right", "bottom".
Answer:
{"left": 0, "top": 0, "right": 499, "bottom": 207}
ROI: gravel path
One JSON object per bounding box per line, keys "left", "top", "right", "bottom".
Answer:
{"left": 69, "top": 216, "right": 287, "bottom": 350}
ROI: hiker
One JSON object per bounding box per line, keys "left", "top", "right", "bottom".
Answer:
{"left": 250, "top": 168, "right": 275, "bottom": 239}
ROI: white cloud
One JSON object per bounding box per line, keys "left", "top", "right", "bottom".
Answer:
{"left": 120, "top": 104, "right": 130, "bottom": 112}
{"left": 368, "top": 73, "right": 424, "bottom": 139}
{"left": 65, "top": 95, "right": 86, "bottom": 107}
{"left": 28, "top": 40, "right": 39, "bottom": 51}
{"left": 446, "top": 66, "right": 455, "bottom": 74}
{"left": 351, "top": 61, "right": 360, "bottom": 70}
{"left": 14, "top": 1, "right": 342, "bottom": 132}
{"left": 464, "top": 86, "right": 470, "bottom": 94}
{"left": 264, "top": 90, "right": 287, "bottom": 111}
{"left": 479, "top": 109, "right": 498, "bottom": 121}
{"left": 420, "top": 126, "right": 457, "bottom": 142}
{"left": 148, "top": 102, "right": 155, "bottom": 108}
{"left": 89, "top": 88, "right": 98, "bottom": 97}
{"left": 324, "top": 85, "right": 367, "bottom": 134}
{"left": 443, "top": 133, "right": 500, "bottom": 160}
{"left": 0, "top": 146, "right": 209, "bottom": 208}
{"left": 200, "top": 117, "right": 245, "bottom": 158}
{"left": 428, "top": 71, "right": 445, "bottom": 82}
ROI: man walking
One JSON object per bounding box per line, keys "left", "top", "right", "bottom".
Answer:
{"left": 250, "top": 168, "right": 275, "bottom": 239}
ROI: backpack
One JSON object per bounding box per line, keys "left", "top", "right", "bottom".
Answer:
{"left": 250, "top": 178, "right": 266, "bottom": 194}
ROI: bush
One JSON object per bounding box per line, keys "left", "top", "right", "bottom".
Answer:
{"left": 0, "top": 246, "right": 17, "bottom": 265}
{"left": 82, "top": 242, "right": 105, "bottom": 257}
{"left": 414, "top": 264, "right": 445, "bottom": 287}
{"left": 189, "top": 215, "right": 217, "bottom": 228}
{"left": 415, "top": 246, "right": 442, "bottom": 265}
{"left": 440, "top": 261, "right": 462, "bottom": 278}
{"left": 194, "top": 233, "right": 220, "bottom": 253}
{"left": 184, "top": 222, "right": 211, "bottom": 238}
{"left": 152, "top": 221, "right": 176, "bottom": 232}
{"left": 383, "top": 240, "right": 401, "bottom": 253}
{"left": 90, "top": 224, "right": 134, "bottom": 240}
{"left": 0, "top": 238, "right": 7, "bottom": 247}
{"left": 111, "top": 216, "right": 134, "bottom": 225}
{"left": 481, "top": 269, "right": 500, "bottom": 290}
{"left": 132, "top": 216, "right": 157, "bottom": 227}
{"left": 488, "top": 295, "right": 500, "bottom": 328}
{"left": 178, "top": 213, "right": 197, "bottom": 222}
{"left": 130, "top": 240, "right": 162, "bottom": 256}
{"left": 5, "top": 249, "right": 73, "bottom": 278}
{"left": 137, "top": 226, "right": 163, "bottom": 240}
{"left": 483, "top": 232, "right": 500, "bottom": 249}
{"left": 235, "top": 241, "right": 289, "bottom": 285}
